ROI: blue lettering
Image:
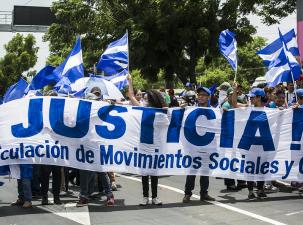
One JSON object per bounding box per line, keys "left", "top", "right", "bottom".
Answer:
{"left": 95, "top": 105, "right": 127, "bottom": 139}
{"left": 11, "top": 98, "right": 43, "bottom": 138}
{"left": 238, "top": 111, "right": 275, "bottom": 151}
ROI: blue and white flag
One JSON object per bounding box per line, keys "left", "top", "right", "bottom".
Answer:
{"left": 219, "top": 29, "right": 238, "bottom": 71}
{"left": 257, "top": 29, "right": 299, "bottom": 67}
{"left": 3, "top": 78, "right": 29, "bottom": 103}
{"left": 263, "top": 29, "right": 301, "bottom": 87}
{"left": 99, "top": 69, "right": 129, "bottom": 90}
{"left": 28, "top": 65, "right": 58, "bottom": 90}
{"left": 53, "top": 37, "right": 84, "bottom": 83}
{"left": 96, "top": 33, "right": 128, "bottom": 75}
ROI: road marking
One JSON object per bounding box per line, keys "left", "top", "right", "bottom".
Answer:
{"left": 118, "top": 174, "right": 287, "bottom": 225}
{"left": 37, "top": 198, "right": 91, "bottom": 225}
{"left": 286, "top": 210, "right": 303, "bottom": 216}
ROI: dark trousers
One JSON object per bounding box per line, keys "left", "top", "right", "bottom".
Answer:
{"left": 40, "top": 165, "right": 61, "bottom": 198}
{"left": 31, "top": 165, "right": 41, "bottom": 195}
{"left": 142, "top": 176, "right": 158, "bottom": 198}
{"left": 247, "top": 181, "right": 264, "bottom": 191}
{"left": 224, "top": 179, "right": 246, "bottom": 187}
{"left": 185, "top": 175, "right": 209, "bottom": 196}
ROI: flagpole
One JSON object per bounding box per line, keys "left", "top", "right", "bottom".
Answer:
{"left": 278, "top": 28, "right": 299, "bottom": 102}
{"left": 233, "top": 68, "right": 237, "bottom": 83}
{"left": 126, "top": 29, "right": 130, "bottom": 73}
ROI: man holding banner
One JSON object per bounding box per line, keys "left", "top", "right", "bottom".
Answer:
{"left": 183, "top": 86, "right": 216, "bottom": 203}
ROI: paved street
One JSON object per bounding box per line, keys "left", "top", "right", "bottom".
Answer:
{"left": 0, "top": 174, "right": 303, "bottom": 225}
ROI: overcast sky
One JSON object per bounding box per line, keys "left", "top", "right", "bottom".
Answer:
{"left": 0, "top": 0, "right": 298, "bottom": 71}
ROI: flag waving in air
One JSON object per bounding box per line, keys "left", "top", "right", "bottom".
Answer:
{"left": 96, "top": 32, "right": 128, "bottom": 75}
{"left": 53, "top": 37, "right": 84, "bottom": 83}
{"left": 219, "top": 29, "right": 238, "bottom": 71}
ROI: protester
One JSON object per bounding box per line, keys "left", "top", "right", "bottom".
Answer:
{"left": 76, "top": 87, "right": 115, "bottom": 207}
{"left": 168, "top": 88, "right": 179, "bottom": 107}
{"left": 11, "top": 164, "right": 33, "bottom": 208}
{"left": 221, "top": 86, "right": 247, "bottom": 191}
{"left": 160, "top": 88, "right": 171, "bottom": 106}
{"left": 38, "top": 90, "right": 62, "bottom": 205}
{"left": 182, "top": 87, "right": 215, "bottom": 203}
{"left": 245, "top": 87, "right": 267, "bottom": 200}
{"left": 127, "top": 74, "right": 165, "bottom": 206}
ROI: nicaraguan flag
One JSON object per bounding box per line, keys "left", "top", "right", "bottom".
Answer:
{"left": 96, "top": 33, "right": 128, "bottom": 75}
{"left": 28, "top": 65, "right": 58, "bottom": 90}
{"left": 3, "top": 78, "right": 29, "bottom": 103}
{"left": 263, "top": 29, "right": 301, "bottom": 87}
{"left": 257, "top": 29, "right": 299, "bottom": 67}
{"left": 99, "top": 69, "right": 129, "bottom": 90}
{"left": 219, "top": 29, "right": 238, "bottom": 71}
{"left": 53, "top": 37, "right": 84, "bottom": 83}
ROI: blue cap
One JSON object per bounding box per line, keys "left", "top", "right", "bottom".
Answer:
{"left": 197, "top": 87, "right": 211, "bottom": 96}
{"left": 247, "top": 88, "right": 265, "bottom": 97}
{"left": 296, "top": 89, "right": 303, "bottom": 98}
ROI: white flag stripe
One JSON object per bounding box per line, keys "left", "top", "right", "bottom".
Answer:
{"left": 62, "top": 50, "right": 83, "bottom": 76}
{"left": 114, "top": 61, "right": 128, "bottom": 68}
{"left": 110, "top": 75, "right": 128, "bottom": 84}
{"left": 258, "top": 48, "right": 282, "bottom": 62}
{"left": 103, "top": 45, "right": 128, "bottom": 55}
{"left": 265, "top": 63, "right": 290, "bottom": 83}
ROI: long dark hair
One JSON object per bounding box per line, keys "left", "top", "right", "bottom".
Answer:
{"left": 146, "top": 90, "right": 167, "bottom": 108}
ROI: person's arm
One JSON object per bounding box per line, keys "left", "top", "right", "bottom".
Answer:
{"left": 127, "top": 74, "right": 141, "bottom": 106}
{"left": 231, "top": 82, "right": 238, "bottom": 108}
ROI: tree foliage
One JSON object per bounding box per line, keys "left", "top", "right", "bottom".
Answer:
{"left": 0, "top": 34, "right": 38, "bottom": 95}
{"left": 44, "top": 0, "right": 295, "bottom": 88}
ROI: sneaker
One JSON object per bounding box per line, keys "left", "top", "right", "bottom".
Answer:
{"left": 111, "top": 182, "right": 118, "bottom": 191}
{"left": 264, "top": 184, "right": 279, "bottom": 193}
{"left": 182, "top": 194, "right": 191, "bottom": 203}
{"left": 106, "top": 195, "right": 115, "bottom": 206}
{"left": 257, "top": 190, "right": 268, "bottom": 199}
{"left": 248, "top": 192, "right": 257, "bottom": 201}
{"left": 139, "top": 197, "right": 149, "bottom": 206}
{"left": 200, "top": 194, "right": 215, "bottom": 201}
{"left": 22, "top": 201, "right": 32, "bottom": 208}
{"left": 76, "top": 197, "right": 88, "bottom": 207}
{"left": 11, "top": 199, "right": 24, "bottom": 206}
{"left": 152, "top": 197, "right": 162, "bottom": 205}
{"left": 54, "top": 197, "right": 62, "bottom": 205}
{"left": 41, "top": 196, "right": 48, "bottom": 205}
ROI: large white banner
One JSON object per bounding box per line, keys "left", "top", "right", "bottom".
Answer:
{"left": 1, "top": 97, "right": 303, "bottom": 181}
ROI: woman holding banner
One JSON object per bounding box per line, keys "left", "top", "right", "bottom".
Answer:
{"left": 127, "top": 74, "right": 166, "bottom": 206}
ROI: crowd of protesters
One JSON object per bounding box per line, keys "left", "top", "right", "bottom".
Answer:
{"left": 4, "top": 74, "right": 303, "bottom": 208}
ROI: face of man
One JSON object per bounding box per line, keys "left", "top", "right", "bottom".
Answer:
{"left": 197, "top": 91, "right": 210, "bottom": 105}
{"left": 250, "top": 96, "right": 261, "bottom": 106}
{"left": 287, "top": 83, "right": 294, "bottom": 93}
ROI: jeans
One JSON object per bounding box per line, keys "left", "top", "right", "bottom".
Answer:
{"left": 17, "top": 179, "right": 32, "bottom": 202}
{"left": 79, "top": 170, "right": 96, "bottom": 199}
{"left": 185, "top": 175, "right": 209, "bottom": 196}
{"left": 142, "top": 176, "right": 158, "bottom": 198}
{"left": 97, "top": 172, "right": 112, "bottom": 196}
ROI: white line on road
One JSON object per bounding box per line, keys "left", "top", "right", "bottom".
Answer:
{"left": 285, "top": 210, "right": 303, "bottom": 216}
{"left": 118, "top": 174, "right": 287, "bottom": 225}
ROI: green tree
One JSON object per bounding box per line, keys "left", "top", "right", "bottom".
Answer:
{"left": 45, "top": 0, "right": 295, "bottom": 87}
{"left": 0, "top": 33, "right": 38, "bottom": 95}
